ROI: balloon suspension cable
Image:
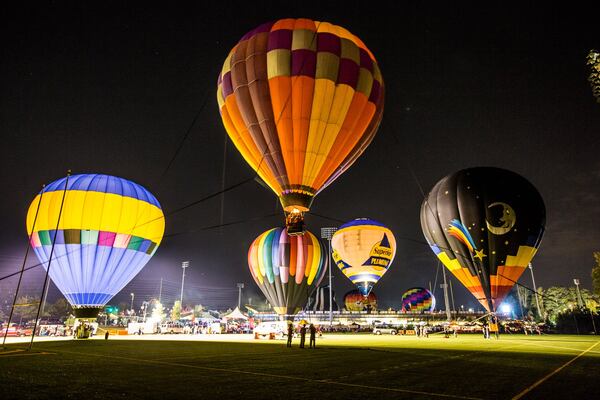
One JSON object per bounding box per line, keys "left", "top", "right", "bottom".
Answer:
{"left": 159, "top": 73, "right": 214, "bottom": 183}
{"left": 30, "top": 171, "right": 70, "bottom": 351}
{"left": 0, "top": 212, "right": 280, "bottom": 283}
{"left": 2, "top": 184, "right": 45, "bottom": 349}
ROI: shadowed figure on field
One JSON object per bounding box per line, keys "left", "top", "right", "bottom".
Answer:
{"left": 300, "top": 324, "right": 306, "bottom": 348}
{"left": 287, "top": 322, "right": 293, "bottom": 348}
{"left": 309, "top": 323, "right": 316, "bottom": 348}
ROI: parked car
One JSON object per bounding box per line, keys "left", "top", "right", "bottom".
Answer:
{"left": 372, "top": 324, "right": 399, "bottom": 335}
{"left": 253, "top": 321, "right": 289, "bottom": 340}
{"left": 1, "top": 324, "right": 33, "bottom": 337}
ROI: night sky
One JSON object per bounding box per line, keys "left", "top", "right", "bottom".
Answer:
{"left": 1, "top": 2, "right": 599, "bottom": 310}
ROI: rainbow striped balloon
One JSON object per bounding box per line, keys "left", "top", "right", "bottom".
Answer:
{"left": 401, "top": 287, "right": 436, "bottom": 313}
{"left": 26, "top": 174, "right": 164, "bottom": 316}
{"left": 248, "top": 227, "right": 327, "bottom": 315}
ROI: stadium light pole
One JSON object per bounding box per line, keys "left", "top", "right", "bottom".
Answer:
{"left": 130, "top": 293, "right": 135, "bottom": 312}
{"left": 320, "top": 227, "right": 337, "bottom": 327}
{"left": 180, "top": 261, "right": 190, "bottom": 305}
{"left": 573, "top": 279, "right": 584, "bottom": 308}
{"left": 440, "top": 263, "right": 452, "bottom": 322}
{"left": 237, "top": 283, "right": 244, "bottom": 308}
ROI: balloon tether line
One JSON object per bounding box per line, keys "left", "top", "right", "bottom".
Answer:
{"left": 29, "top": 171, "right": 70, "bottom": 351}
{"left": 2, "top": 185, "right": 45, "bottom": 349}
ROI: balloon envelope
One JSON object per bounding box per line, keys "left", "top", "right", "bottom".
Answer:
{"left": 344, "top": 289, "right": 377, "bottom": 311}
{"left": 248, "top": 227, "right": 327, "bottom": 315}
{"left": 401, "top": 287, "right": 435, "bottom": 313}
{"left": 217, "top": 18, "right": 384, "bottom": 231}
{"left": 420, "top": 167, "right": 545, "bottom": 312}
{"left": 26, "top": 174, "right": 165, "bottom": 315}
{"left": 332, "top": 218, "right": 396, "bottom": 296}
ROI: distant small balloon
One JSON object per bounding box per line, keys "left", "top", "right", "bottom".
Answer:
{"left": 344, "top": 289, "right": 377, "bottom": 311}
{"left": 401, "top": 287, "right": 435, "bottom": 313}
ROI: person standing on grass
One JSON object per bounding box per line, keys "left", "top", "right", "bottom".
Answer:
{"left": 299, "top": 324, "right": 306, "bottom": 348}
{"left": 287, "top": 322, "right": 293, "bottom": 348}
{"left": 309, "top": 323, "right": 316, "bottom": 348}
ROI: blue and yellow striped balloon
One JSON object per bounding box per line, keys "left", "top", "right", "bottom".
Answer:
{"left": 331, "top": 218, "right": 396, "bottom": 296}
{"left": 26, "top": 174, "right": 165, "bottom": 315}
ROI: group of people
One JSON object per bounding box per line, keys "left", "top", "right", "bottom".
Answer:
{"left": 287, "top": 322, "right": 317, "bottom": 349}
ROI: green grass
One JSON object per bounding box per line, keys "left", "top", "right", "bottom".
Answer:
{"left": 1, "top": 334, "right": 599, "bottom": 399}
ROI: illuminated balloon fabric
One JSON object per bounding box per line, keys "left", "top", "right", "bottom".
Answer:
{"left": 420, "top": 167, "right": 545, "bottom": 312}
{"left": 401, "top": 287, "right": 435, "bottom": 313}
{"left": 247, "top": 228, "right": 327, "bottom": 315}
{"left": 26, "top": 174, "right": 165, "bottom": 313}
{"left": 331, "top": 219, "right": 396, "bottom": 296}
{"left": 344, "top": 290, "right": 377, "bottom": 312}
{"left": 217, "top": 18, "right": 384, "bottom": 216}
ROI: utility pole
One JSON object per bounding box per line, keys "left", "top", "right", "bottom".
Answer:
{"left": 158, "top": 278, "right": 163, "bottom": 304}
{"left": 237, "top": 283, "right": 244, "bottom": 308}
{"left": 130, "top": 293, "right": 135, "bottom": 312}
{"left": 441, "top": 264, "right": 452, "bottom": 322}
{"left": 320, "top": 227, "right": 338, "bottom": 327}
{"left": 180, "top": 261, "right": 190, "bottom": 304}
{"left": 529, "top": 263, "right": 542, "bottom": 319}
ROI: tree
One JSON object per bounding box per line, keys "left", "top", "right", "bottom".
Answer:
{"left": 170, "top": 300, "right": 181, "bottom": 321}
{"left": 45, "top": 298, "right": 72, "bottom": 320}
{"left": 193, "top": 304, "right": 204, "bottom": 318}
{"left": 541, "top": 286, "right": 600, "bottom": 324}
{"left": 592, "top": 252, "right": 600, "bottom": 296}
{"left": 12, "top": 296, "right": 39, "bottom": 323}
{"left": 151, "top": 301, "right": 166, "bottom": 321}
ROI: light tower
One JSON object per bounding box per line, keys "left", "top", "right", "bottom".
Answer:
{"left": 180, "top": 261, "right": 190, "bottom": 304}
{"left": 320, "top": 227, "right": 338, "bottom": 326}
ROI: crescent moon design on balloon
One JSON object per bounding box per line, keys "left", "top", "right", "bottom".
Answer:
{"left": 486, "top": 202, "right": 516, "bottom": 235}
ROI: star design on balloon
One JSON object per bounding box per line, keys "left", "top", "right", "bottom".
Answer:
{"left": 474, "top": 249, "right": 487, "bottom": 261}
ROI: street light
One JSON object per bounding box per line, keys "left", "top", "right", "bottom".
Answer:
{"left": 321, "top": 227, "right": 338, "bottom": 327}
{"left": 130, "top": 293, "right": 135, "bottom": 313}
{"left": 140, "top": 301, "right": 149, "bottom": 322}
{"left": 237, "top": 283, "right": 244, "bottom": 308}
{"left": 180, "top": 261, "right": 190, "bottom": 304}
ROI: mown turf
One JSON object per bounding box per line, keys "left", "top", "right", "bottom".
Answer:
{"left": 1, "top": 334, "right": 599, "bottom": 399}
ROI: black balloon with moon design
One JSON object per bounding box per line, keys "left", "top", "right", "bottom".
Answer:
{"left": 420, "top": 167, "right": 546, "bottom": 312}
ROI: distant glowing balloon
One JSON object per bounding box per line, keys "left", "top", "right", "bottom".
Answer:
{"left": 217, "top": 18, "right": 385, "bottom": 234}
{"left": 247, "top": 227, "right": 327, "bottom": 315}
{"left": 344, "top": 289, "right": 377, "bottom": 311}
{"left": 401, "top": 287, "right": 435, "bottom": 313}
{"left": 420, "top": 167, "right": 545, "bottom": 312}
{"left": 331, "top": 218, "right": 396, "bottom": 296}
{"left": 26, "top": 174, "right": 165, "bottom": 318}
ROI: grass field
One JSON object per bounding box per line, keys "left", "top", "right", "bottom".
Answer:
{"left": 1, "top": 334, "right": 599, "bottom": 399}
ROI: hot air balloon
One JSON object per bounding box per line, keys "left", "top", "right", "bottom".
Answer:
{"left": 331, "top": 218, "right": 396, "bottom": 296}
{"left": 248, "top": 227, "right": 327, "bottom": 316}
{"left": 420, "top": 167, "right": 545, "bottom": 312}
{"left": 217, "top": 18, "right": 384, "bottom": 234}
{"left": 307, "top": 285, "right": 338, "bottom": 312}
{"left": 401, "top": 287, "right": 435, "bottom": 313}
{"left": 344, "top": 289, "right": 377, "bottom": 312}
{"left": 26, "top": 174, "right": 165, "bottom": 318}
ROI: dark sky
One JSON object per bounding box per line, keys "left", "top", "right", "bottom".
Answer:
{"left": 1, "top": 2, "right": 599, "bottom": 310}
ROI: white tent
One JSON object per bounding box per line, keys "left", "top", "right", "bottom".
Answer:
{"left": 222, "top": 307, "right": 248, "bottom": 320}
